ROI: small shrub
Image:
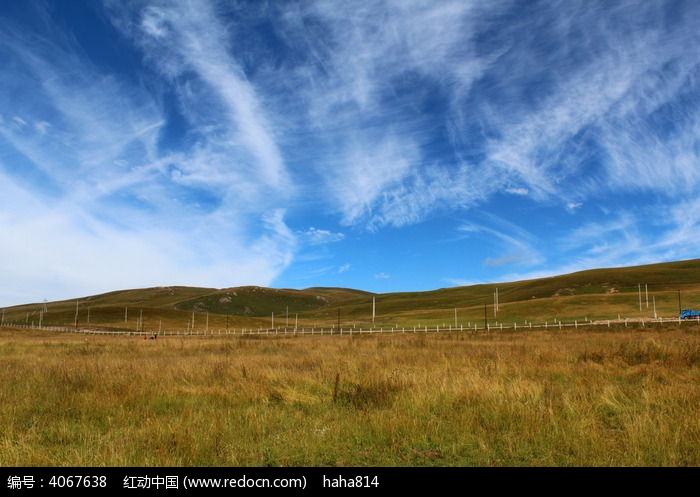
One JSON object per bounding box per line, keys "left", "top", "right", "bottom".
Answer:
{"left": 337, "top": 378, "right": 403, "bottom": 410}
{"left": 614, "top": 341, "right": 669, "bottom": 365}
{"left": 578, "top": 350, "right": 606, "bottom": 364}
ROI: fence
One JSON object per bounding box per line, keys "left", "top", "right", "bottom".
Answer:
{"left": 2, "top": 315, "right": 699, "bottom": 337}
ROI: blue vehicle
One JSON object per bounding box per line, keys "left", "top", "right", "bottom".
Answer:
{"left": 679, "top": 308, "right": 700, "bottom": 319}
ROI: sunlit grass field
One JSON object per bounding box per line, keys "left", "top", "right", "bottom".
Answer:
{"left": 2, "top": 325, "right": 699, "bottom": 466}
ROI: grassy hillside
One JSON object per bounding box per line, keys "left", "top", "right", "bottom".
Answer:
{"left": 3, "top": 259, "right": 700, "bottom": 331}
{"left": 173, "top": 286, "right": 370, "bottom": 316}
{"left": 304, "top": 259, "right": 700, "bottom": 327}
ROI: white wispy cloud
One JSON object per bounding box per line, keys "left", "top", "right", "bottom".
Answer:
{"left": 2, "top": 0, "right": 699, "bottom": 304}
{"left": 374, "top": 272, "right": 391, "bottom": 280}
{"left": 274, "top": 0, "right": 493, "bottom": 228}
{"left": 481, "top": 0, "right": 700, "bottom": 206}
{"left": 444, "top": 278, "right": 488, "bottom": 287}
{"left": 459, "top": 214, "right": 544, "bottom": 268}
{"left": 338, "top": 263, "right": 351, "bottom": 273}
{"left": 502, "top": 201, "right": 700, "bottom": 285}
{"left": 559, "top": 214, "right": 642, "bottom": 257}
{"left": 484, "top": 255, "right": 529, "bottom": 267}
{"left": 133, "top": 0, "right": 699, "bottom": 237}
{"left": 12, "top": 116, "right": 27, "bottom": 128}
{"left": 283, "top": 0, "right": 700, "bottom": 231}
{"left": 505, "top": 188, "right": 529, "bottom": 196}
{"left": 636, "top": 199, "right": 700, "bottom": 263}
{"left": 0, "top": 2, "right": 299, "bottom": 305}
{"left": 0, "top": 166, "right": 297, "bottom": 306}
{"left": 299, "top": 227, "right": 345, "bottom": 245}
{"left": 114, "top": 0, "right": 291, "bottom": 195}
{"left": 327, "top": 135, "right": 420, "bottom": 226}
{"left": 33, "top": 121, "right": 51, "bottom": 135}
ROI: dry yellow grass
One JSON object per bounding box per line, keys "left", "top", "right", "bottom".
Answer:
{"left": 1, "top": 326, "right": 699, "bottom": 466}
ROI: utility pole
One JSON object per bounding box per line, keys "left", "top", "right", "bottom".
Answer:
{"left": 653, "top": 296, "right": 657, "bottom": 319}
{"left": 372, "top": 297, "right": 375, "bottom": 324}
{"left": 645, "top": 284, "right": 649, "bottom": 309}
{"left": 295, "top": 313, "right": 298, "bottom": 331}
{"left": 484, "top": 303, "right": 488, "bottom": 330}
{"left": 87, "top": 306, "right": 90, "bottom": 324}
{"left": 337, "top": 308, "right": 340, "bottom": 331}
{"left": 678, "top": 289, "right": 682, "bottom": 314}
{"left": 74, "top": 300, "right": 79, "bottom": 329}
{"left": 638, "top": 284, "right": 642, "bottom": 312}
{"left": 140, "top": 309, "right": 143, "bottom": 333}
{"left": 454, "top": 307, "right": 457, "bottom": 328}
{"left": 286, "top": 306, "right": 289, "bottom": 328}
{"left": 125, "top": 306, "right": 128, "bottom": 324}
{"left": 272, "top": 312, "right": 274, "bottom": 330}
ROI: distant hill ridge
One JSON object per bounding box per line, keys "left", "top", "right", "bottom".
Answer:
{"left": 4, "top": 259, "right": 700, "bottom": 328}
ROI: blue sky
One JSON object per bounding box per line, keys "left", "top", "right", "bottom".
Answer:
{"left": 1, "top": 0, "right": 700, "bottom": 306}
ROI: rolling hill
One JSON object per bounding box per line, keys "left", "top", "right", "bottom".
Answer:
{"left": 3, "top": 259, "right": 700, "bottom": 331}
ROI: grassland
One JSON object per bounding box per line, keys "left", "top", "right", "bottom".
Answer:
{"left": 1, "top": 325, "right": 699, "bottom": 466}
{"left": 3, "top": 259, "right": 700, "bottom": 466}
